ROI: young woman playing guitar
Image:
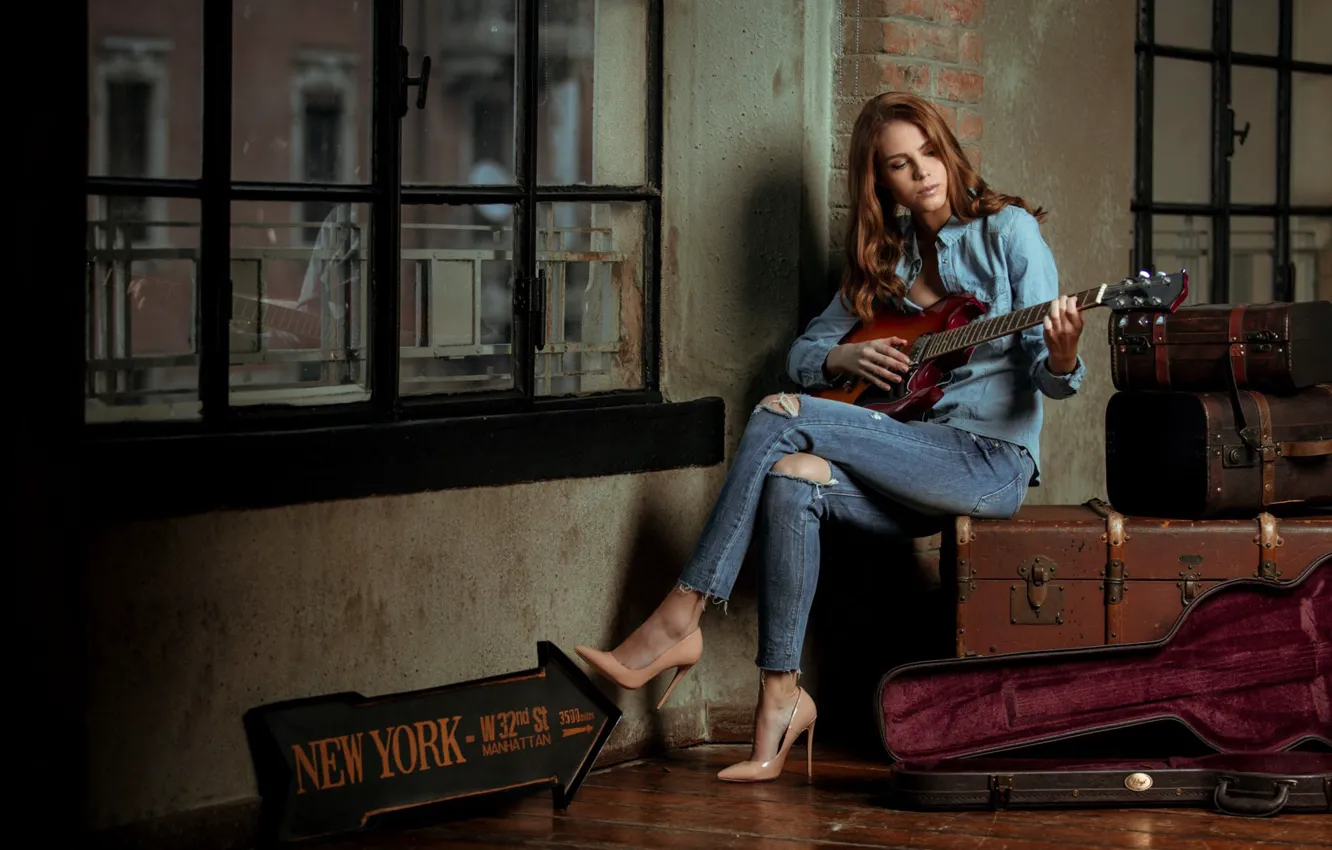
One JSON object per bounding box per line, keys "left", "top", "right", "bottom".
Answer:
{"left": 575, "top": 92, "right": 1087, "bottom": 783}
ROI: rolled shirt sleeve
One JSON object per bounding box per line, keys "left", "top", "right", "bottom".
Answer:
{"left": 1003, "top": 210, "right": 1085, "bottom": 400}
{"left": 786, "top": 293, "right": 859, "bottom": 389}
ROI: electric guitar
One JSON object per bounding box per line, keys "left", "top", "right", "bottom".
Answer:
{"left": 814, "top": 269, "right": 1189, "bottom": 419}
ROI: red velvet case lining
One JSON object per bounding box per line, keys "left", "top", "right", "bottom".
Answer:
{"left": 879, "top": 559, "right": 1331, "bottom": 767}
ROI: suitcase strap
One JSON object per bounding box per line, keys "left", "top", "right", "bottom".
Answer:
{"left": 1227, "top": 371, "right": 1332, "bottom": 506}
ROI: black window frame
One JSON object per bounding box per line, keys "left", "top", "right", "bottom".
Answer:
{"left": 1133, "top": 0, "right": 1332, "bottom": 302}
{"left": 81, "top": 0, "right": 724, "bottom": 520}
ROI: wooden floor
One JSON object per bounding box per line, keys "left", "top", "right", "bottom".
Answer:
{"left": 316, "top": 745, "right": 1330, "bottom": 849}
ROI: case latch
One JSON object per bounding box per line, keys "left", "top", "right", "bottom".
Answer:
{"left": 989, "top": 774, "right": 1013, "bottom": 809}
{"left": 1012, "top": 556, "right": 1063, "bottom": 625}
{"left": 1178, "top": 568, "right": 1202, "bottom": 605}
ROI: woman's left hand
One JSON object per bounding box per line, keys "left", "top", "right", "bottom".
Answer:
{"left": 1043, "top": 294, "right": 1084, "bottom": 375}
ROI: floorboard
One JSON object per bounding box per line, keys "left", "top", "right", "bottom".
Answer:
{"left": 310, "top": 745, "right": 1332, "bottom": 849}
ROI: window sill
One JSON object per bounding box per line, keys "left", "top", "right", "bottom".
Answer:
{"left": 82, "top": 395, "right": 726, "bottom": 521}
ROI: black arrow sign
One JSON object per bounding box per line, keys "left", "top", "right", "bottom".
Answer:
{"left": 244, "top": 642, "right": 622, "bottom": 843}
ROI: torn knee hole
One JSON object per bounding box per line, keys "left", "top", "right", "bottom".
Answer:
{"left": 757, "top": 392, "right": 800, "bottom": 417}
{"left": 770, "top": 452, "right": 833, "bottom": 484}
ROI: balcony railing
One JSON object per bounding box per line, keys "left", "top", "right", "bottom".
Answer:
{"left": 85, "top": 213, "right": 635, "bottom": 418}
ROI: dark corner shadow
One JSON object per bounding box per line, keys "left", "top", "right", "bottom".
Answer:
{"left": 599, "top": 489, "right": 715, "bottom": 752}
{"left": 806, "top": 524, "right": 953, "bottom": 757}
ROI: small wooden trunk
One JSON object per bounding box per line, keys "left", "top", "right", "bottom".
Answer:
{"left": 947, "top": 500, "right": 1331, "bottom": 658}
{"left": 1105, "top": 383, "right": 1332, "bottom": 519}
{"left": 1108, "top": 300, "right": 1332, "bottom": 394}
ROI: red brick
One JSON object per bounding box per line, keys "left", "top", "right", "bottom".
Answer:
{"left": 957, "top": 108, "right": 983, "bottom": 141}
{"left": 837, "top": 98, "right": 867, "bottom": 133}
{"left": 832, "top": 133, "right": 853, "bottom": 166}
{"left": 963, "top": 145, "right": 982, "bottom": 171}
{"left": 936, "top": 68, "right": 983, "bottom": 103}
{"left": 936, "top": 104, "right": 958, "bottom": 132}
{"left": 830, "top": 168, "right": 851, "bottom": 209}
{"left": 829, "top": 207, "right": 851, "bottom": 250}
{"left": 960, "top": 31, "right": 983, "bottom": 65}
{"left": 879, "top": 20, "right": 959, "bottom": 61}
{"left": 879, "top": 59, "right": 932, "bottom": 94}
{"left": 863, "top": 0, "right": 942, "bottom": 21}
{"left": 941, "top": 0, "right": 985, "bottom": 26}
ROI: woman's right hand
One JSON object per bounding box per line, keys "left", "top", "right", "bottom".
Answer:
{"left": 825, "top": 338, "right": 913, "bottom": 390}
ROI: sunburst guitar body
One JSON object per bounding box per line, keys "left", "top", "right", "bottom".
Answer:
{"left": 812, "top": 270, "right": 1190, "bottom": 421}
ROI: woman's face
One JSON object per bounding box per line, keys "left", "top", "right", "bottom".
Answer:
{"left": 875, "top": 119, "right": 949, "bottom": 217}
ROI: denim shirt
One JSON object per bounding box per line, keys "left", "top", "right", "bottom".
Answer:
{"left": 786, "top": 204, "right": 1086, "bottom": 484}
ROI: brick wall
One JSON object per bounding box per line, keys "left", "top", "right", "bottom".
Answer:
{"left": 827, "top": 0, "right": 987, "bottom": 588}
{"left": 830, "top": 0, "right": 985, "bottom": 263}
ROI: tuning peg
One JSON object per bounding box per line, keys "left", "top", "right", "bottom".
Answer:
{"left": 1138, "top": 270, "right": 1151, "bottom": 279}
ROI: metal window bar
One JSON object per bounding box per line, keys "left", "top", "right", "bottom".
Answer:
{"left": 83, "top": 0, "right": 665, "bottom": 430}
{"left": 1134, "top": 0, "right": 1332, "bottom": 303}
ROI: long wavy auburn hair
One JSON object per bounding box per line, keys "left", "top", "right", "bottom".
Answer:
{"left": 841, "top": 92, "right": 1047, "bottom": 325}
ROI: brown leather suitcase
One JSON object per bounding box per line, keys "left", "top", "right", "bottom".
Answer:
{"left": 878, "top": 556, "right": 1332, "bottom": 814}
{"left": 947, "top": 499, "right": 1331, "bottom": 658}
{"left": 1105, "top": 384, "right": 1332, "bottom": 519}
{"left": 1109, "top": 300, "right": 1332, "bottom": 394}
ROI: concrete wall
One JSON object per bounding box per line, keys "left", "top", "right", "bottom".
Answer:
{"left": 982, "top": 0, "right": 1136, "bottom": 505}
{"left": 82, "top": 0, "right": 825, "bottom": 832}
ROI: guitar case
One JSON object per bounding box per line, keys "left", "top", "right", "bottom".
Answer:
{"left": 874, "top": 554, "right": 1332, "bottom": 815}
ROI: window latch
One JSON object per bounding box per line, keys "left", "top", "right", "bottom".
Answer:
{"left": 399, "top": 46, "right": 431, "bottom": 117}
{"left": 1226, "top": 106, "right": 1251, "bottom": 158}
{"left": 532, "top": 269, "right": 547, "bottom": 352}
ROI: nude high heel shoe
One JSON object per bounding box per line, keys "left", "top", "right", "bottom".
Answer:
{"left": 574, "top": 628, "right": 703, "bottom": 710}
{"left": 717, "top": 687, "right": 817, "bottom": 783}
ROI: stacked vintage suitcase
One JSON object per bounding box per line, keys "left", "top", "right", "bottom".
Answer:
{"left": 875, "top": 280, "right": 1332, "bottom": 815}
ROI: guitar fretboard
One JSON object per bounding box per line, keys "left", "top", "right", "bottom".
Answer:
{"left": 920, "top": 285, "right": 1103, "bottom": 361}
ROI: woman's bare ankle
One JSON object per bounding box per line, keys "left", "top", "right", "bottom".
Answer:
{"left": 655, "top": 587, "right": 705, "bottom": 638}
{"left": 759, "top": 670, "right": 800, "bottom": 706}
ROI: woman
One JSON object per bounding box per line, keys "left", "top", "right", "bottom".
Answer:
{"left": 575, "top": 92, "right": 1087, "bottom": 783}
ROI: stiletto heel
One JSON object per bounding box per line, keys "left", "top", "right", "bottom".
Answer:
{"left": 805, "top": 720, "right": 815, "bottom": 780}
{"left": 656, "top": 662, "right": 695, "bottom": 710}
{"left": 574, "top": 629, "right": 703, "bottom": 709}
{"left": 717, "top": 687, "right": 818, "bottom": 783}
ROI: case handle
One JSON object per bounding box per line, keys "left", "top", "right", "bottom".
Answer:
{"left": 1279, "top": 439, "right": 1332, "bottom": 457}
{"left": 1214, "top": 777, "right": 1295, "bottom": 817}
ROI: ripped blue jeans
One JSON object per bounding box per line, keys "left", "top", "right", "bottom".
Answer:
{"left": 675, "top": 392, "right": 1034, "bottom": 671}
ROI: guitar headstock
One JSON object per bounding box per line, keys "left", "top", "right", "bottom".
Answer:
{"left": 1097, "top": 270, "right": 1189, "bottom": 313}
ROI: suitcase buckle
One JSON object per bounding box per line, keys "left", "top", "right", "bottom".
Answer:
{"left": 1012, "top": 556, "right": 1064, "bottom": 626}
{"left": 989, "top": 774, "right": 1013, "bottom": 809}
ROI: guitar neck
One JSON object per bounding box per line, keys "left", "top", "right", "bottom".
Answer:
{"left": 231, "top": 293, "right": 323, "bottom": 342}
{"left": 921, "top": 284, "right": 1106, "bottom": 362}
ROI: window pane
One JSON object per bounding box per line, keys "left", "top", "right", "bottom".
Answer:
{"left": 1154, "top": 0, "right": 1211, "bottom": 50}
{"left": 1153, "top": 59, "right": 1211, "bottom": 204}
{"left": 88, "top": 2, "right": 200, "bottom": 179}
{"left": 1292, "top": 73, "right": 1332, "bottom": 206}
{"left": 85, "top": 196, "right": 201, "bottom": 422}
{"left": 1291, "top": 217, "right": 1331, "bottom": 302}
{"left": 1233, "top": 0, "right": 1278, "bottom": 55}
{"left": 1230, "top": 67, "right": 1276, "bottom": 205}
{"left": 400, "top": 204, "right": 516, "bottom": 395}
{"left": 1230, "top": 218, "right": 1275, "bottom": 303}
{"left": 402, "top": 0, "right": 518, "bottom": 186}
{"left": 1150, "top": 214, "right": 1212, "bottom": 305}
{"left": 232, "top": 1, "right": 372, "bottom": 184}
{"left": 535, "top": 203, "right": 646, "bottom": 396}
{"left": 1294, "top": 0, "right": 1332, "bottom": 63}
{"left": 229, "top": 202, "right": 371, "bottom": 406}
{"left": 538, "top": 0, "right": 648, "bottom": 186}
